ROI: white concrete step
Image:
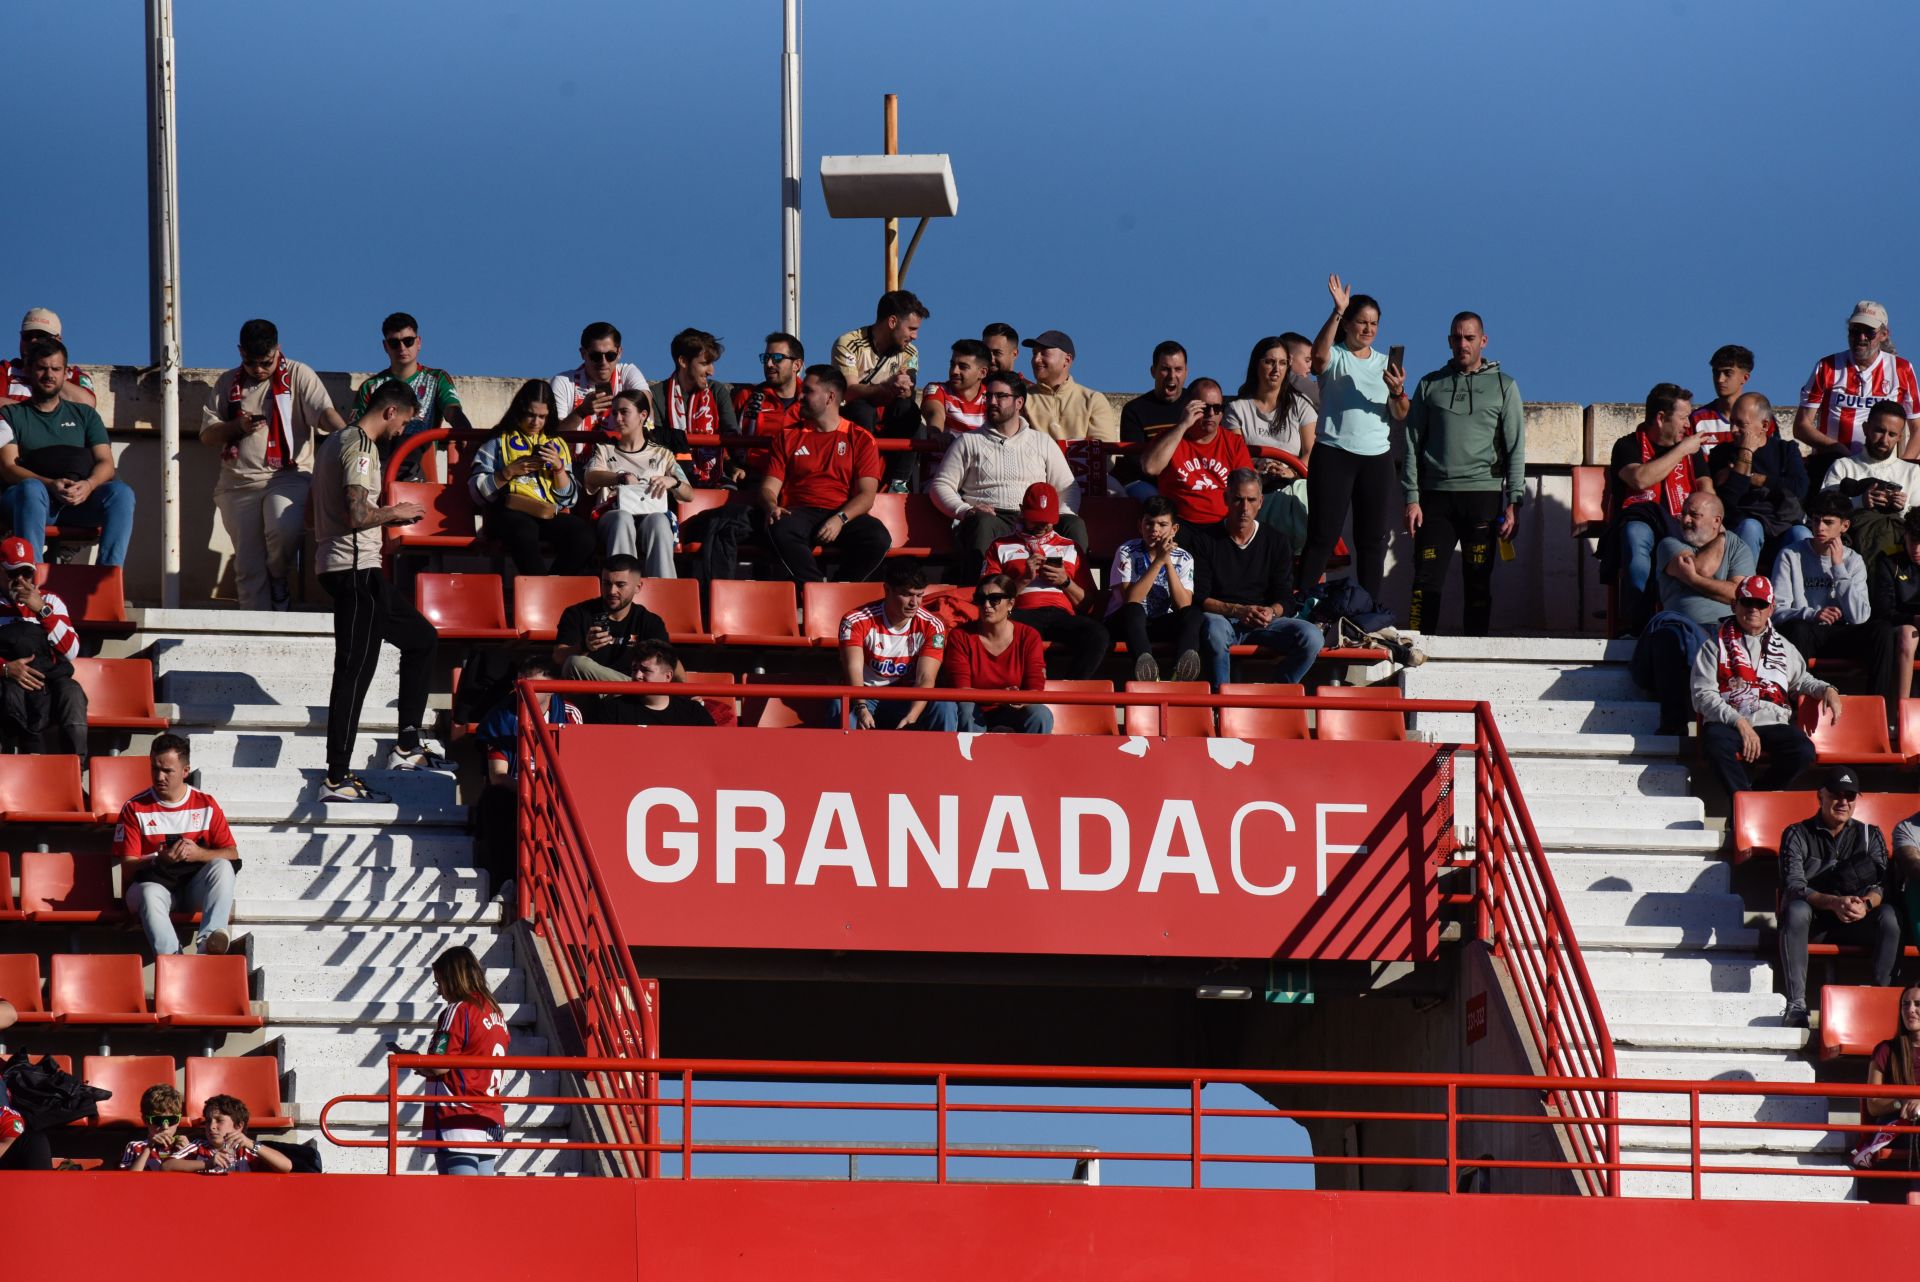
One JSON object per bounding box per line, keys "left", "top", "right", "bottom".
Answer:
{"left": 1548, "top": 853, "right": 1731, "bottom": 896}
{"left": 181, "top": 730, "right": 405, "bottom": 773}
{"left": 1508, "top": 757, "right": 1695, "bottom": 799}
{"left": 169, "top": 702, "right": 410, "bottom": 732}
{"left": 1424, "top": 698, "right": 1661, "bottom": 739}
{"left": 230, "top": 829, "right": 475, "bottom": 869}
{"left": 276, "top": 1028, "right": 550, "bottom": 1073}
{"left": 266, "top": 998, "right": 535, "bottom": 1027}
{"left": 1608, "top": 1022, "right": 1810, "bottom": 1053}
{"left": 202, "top": 765, "right": 460, "bottom": 803}
{"left": 162, "top": 668, "right": 404, "bottom": 709}
{"left": 1413, "top": 636, "right": 1628, "bottom": 665}
{"left": 258, "top": 965, "right": 523, "bottom": 1004}
{"left": 1537, "top": 827, "right": 1722, "bottom": 854}
{"left": 1573, "top": 921, "right": 1763, "bottom": 950}
{"left": 1519, "top": 795, "right": 1707, "bottom": 831}
{"left": 299, "top": 1098, "right": 571, "bottom": 1128}
{"left": 245, "top": 925, "right": 515, "bottom": 969}
{"left": 1560, "top": 888, "right": 1750, "bottom": 931}
{"left": 1618, "top": 1147, "right": 1853, "bottom": 1200}
{"left": 1582, "top": 951, "right": 1776, "bottom": 994}
{"left": 1596, "top": 989, "right": 1784, "bottom": 1027}
{"left": 242, "top": 866, "right": 487, "bottom": 901}
{"left": 235, "top": 898, "right": 503, "bottom": 927}
{"left": 291, "top": 1065, "right": 562, "bottom": 1104}
{"left": 1476, "top": 730, "right": 1686, "bottom": 758}
{"left": 1613, "top": 1047, "right": 1815, "bottom": 1086}
{"left": 1405, "top": 661, "right": 1646, "bottom": 706}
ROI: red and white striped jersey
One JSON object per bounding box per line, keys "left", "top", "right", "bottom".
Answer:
{"left": 839, "top": 602, "right": 946, "bottom": 686}
{"left": 0, "top": 590, "right": 77, "bottom": 661}
{"left": 923, "top": 382, "right": 987, "bottom": 435}
{"left": 984, "top": 530, "right": 1083, "bottom": 613}
{"left": 112, "top": 787, "right": 236, "bottom": 861}
{"left": 2, "top": 358, "right": 94, "bottom": 404}
{"left": 1798, "top": 351, "right": 1920, "bottom": 453}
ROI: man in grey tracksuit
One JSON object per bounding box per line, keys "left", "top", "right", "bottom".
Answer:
{"left": 1402, "top": 312, "right": 1526, "bottom": 635}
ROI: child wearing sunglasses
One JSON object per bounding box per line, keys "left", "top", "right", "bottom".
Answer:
{"left": 119, "top": 1084, "right": 194, "bottom": 1171}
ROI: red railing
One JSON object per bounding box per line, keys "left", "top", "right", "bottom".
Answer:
{"left": 511, "top": 681, "right": 1618, "bottom": 1189}
{"left": 320, "top": 1055, "right": 1915, "bottom": 1199}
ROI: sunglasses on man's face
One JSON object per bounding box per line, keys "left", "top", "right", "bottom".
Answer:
{"left": 1735, "top": 597, "right": 1770, "bottom": 609}
{"left": 586, "top": 351, "right": 621, "bottom": 363}
{"left": 760, "top": 352, "right": 796, "bottom": 364}
{"left": 1850, "top": 325, "right": 1880, "bottom": 341}
{"left": 146, "top": 1114, "right": 180, "bottom": 1126}
{"left": 384, "top": 335, "right": 418, "bottom": 349}
{"left": 1199, "top": 403, "right": 1225, "bottom": 417}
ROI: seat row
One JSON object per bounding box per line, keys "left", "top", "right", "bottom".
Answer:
{"left": 0, "top": 952, "right": 259, "bottom": 1029}
{"left": 0, "top": 757, "right": 154, "bottom": 827}
{"left": 1, "top": 848, "right": 167, "bottom": 920}
{"left": 15, "top": 1052, "right": 289, "bottom": 1130}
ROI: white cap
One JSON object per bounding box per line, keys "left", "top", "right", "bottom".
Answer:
{"left": 1849, "top": 300, "right": 1889, "bottom": 330}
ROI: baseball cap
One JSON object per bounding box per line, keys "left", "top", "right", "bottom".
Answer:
{"left": 19, "top": 307, "right": 60, "bottom": 337}
{"left": 1849, "top": 300, "right": 1889, "bottom": 330}
{"left": 1733, "top": 575, "right": 1774, "bottom": 605}
{"left": 1820, "top": 765, "right": 1861, "bottom": 797}
{"left": 0, "top": 536, "right": 35, "bottom": 572}
{"left": 1020, "top": 481, "right": 1059, "bottom": 524}
{"left": 1021, "top": 329, "right": 1075, "bottom": 359}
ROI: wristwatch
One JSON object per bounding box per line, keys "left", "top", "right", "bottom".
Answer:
{"left": 36, "top": 604, "right": 51, "bottom": 620}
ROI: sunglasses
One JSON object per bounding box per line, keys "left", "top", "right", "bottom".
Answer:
{"left": 384, "top": 335, "right": 418, "bottom": 348}
{"left": 6, "top": 566, "right": 35, "bottom": 579}
{"left": 586, "top": 351, "right": 621, "bottom": 363}
{"left": 1850, "top": 325, "right": 1880, "bottom": 340}
{"left": 146, "top": 1114, "right": 180, "bottom": 1126}
{"left": 976, "top": 593, "right": 1013, "bottom": 607}
{"left": 1735, "top": 597, "right": 1771, "bottom": 608}
{"left": 760, "top": 352, "right": 797, "bottom": 364}
{"left": 1199, "top": 403, "right": 1225, "bottom": 417}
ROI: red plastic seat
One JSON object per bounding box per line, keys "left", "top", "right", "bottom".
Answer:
{"left": 89, "top": 755, "right": 152, "bottom": 822}
{"left": 38, "top": 565, "right": 134, "bottom": 638}
{"left": 865, "top": 493, "right": 954, "bottom": 560}
{"left": 1314, "top": 646, "right": 1392, "bottom": 665}
{"left": 1729, "top": 790, "right": 1814, "bottom": 863}
{"left": 1798, "top": 694, "right": 1903, "bottom": 765}
{"left": 1313, "top": 685, "right": 1407, "bottom": 742}
{"left": 72, "top": 658, "right": 168, "bottom": 731}
{"left": 386, "top": 480, "right": 482, "bottom": 554}
{"left": 1820, "top": 985, "right": 1902, "bottom": 1061}
{"left": 741, "top": 674, "right": 827, "bottom": 729}
{"left": 84, "top": 1055, "right": 178, "bottom": 1128}
{"left": 0, "top": 953, "right": 51, "bottom": 1023}
{"left": 1122, "top": 681, "right": 1214, "bottom": 738}
{"left": 511, "top": 575, "right": 599, "bottom": 642}
{"left": 51, "top": 954, "right": 156, "bottom": 1025}
{"left": 674, "top": 488, "right": 740, "bottom": 555}
{"left": 155, "top": 954, "right": 262, "bottom": 1030}
{"left": 709, "top": 580, "right": 808, "bottom": 648}
{"left": 1218, "top": 682, "right": 1310, "bottom": 741}
{"left": 638, "top": 578, "right": 711, "bottom": 644}
{"left": 0, "top": 851, "right": 16, "bottom": 922}
{"left": 185, "top": 1056, "right": 291, "bottom": 1129}
{"left": 1078, "top": 496, "right": 1145, "bottom": 568}
{"left": 416, "top": 572, "right": 517, "bottom": 641}
{"left": 20, "top": 851, "right": 120, "bottom": 922}
{"left": 0, "top": 755, "right": 94, "bottom": 823}
{"left": 803, "top": 581, "right": 886, "bottom": 645}
{"left": 1042, "top": 679, "right": 1118, "bottom": 737}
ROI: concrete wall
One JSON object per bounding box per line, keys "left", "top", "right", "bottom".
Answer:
{"left": 79, "top": 362, "right": 1686, "bottom": 633}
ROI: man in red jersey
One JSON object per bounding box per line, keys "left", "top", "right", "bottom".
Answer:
{"left": 1140, "top": 377, "right": 1253, "bottom": 526}
{"left": 115, "top": 733, "right": 240, "bottom": 957}
{"left": 984, "top": 482, "right": 1109, "bottom": 679}
{"left": 758, "top": 365, "right": 892, "bottom": 582}
{"left": 921, "top": 338, "right": 992, "bottom": 440}
{"left": 1796, "top": 301, "right": 1920, "bottom": 477}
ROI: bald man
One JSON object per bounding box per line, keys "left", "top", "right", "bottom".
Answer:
{"left": 1630, "top": 490, "right": 1758, "bottom": 733}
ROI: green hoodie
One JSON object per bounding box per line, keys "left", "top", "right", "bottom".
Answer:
{"left": 1401, "top": 359, "right": 1525, "bottom": 504}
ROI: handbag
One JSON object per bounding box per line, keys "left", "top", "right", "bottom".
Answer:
{"left": 502, "top": 491, "right": 559, "bottom": 521}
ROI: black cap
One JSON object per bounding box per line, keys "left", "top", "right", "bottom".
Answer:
{"left": 1021, "top": 329, "right": 1075, "bottom": 358}
{"left": 1820, "top": 765, "right": 1861, "bottom": 796}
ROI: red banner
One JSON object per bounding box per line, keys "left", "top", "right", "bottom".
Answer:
{"left": 555, "top": 728, "right": 1445, "bottom": 962}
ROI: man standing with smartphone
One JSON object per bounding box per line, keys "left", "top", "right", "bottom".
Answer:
{"left": 1402, "top": 311, "right": 1526, "bottom": 636}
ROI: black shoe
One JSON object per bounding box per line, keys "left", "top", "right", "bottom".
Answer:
{"left": 1783, "top": 1001, "right": 1809, "bottom": 1029}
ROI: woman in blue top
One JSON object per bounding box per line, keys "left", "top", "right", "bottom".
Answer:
{"left": 1297, "top": 274, "right": 1408, "bottom": 607}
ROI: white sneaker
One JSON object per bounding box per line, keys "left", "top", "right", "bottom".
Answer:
{"left": 321, "top": 773, "right": 391, "bottom": 803}
{"left": 386, "top": 740, "right": 454, "bottom": 773}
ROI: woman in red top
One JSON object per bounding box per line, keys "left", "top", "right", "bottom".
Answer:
{"left": 1858, "top": 984, "right": 1920, "bottom": 1201}
{"left": 421, "top": 946, "right": 510, "bottom": 1176}
{"left": 943, "top": 574, "right": 1051, "bottom": 734}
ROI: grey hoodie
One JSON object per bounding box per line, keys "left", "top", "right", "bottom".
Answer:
{"left": 1402, "top": 359, "right": 1525, "bottom": 504}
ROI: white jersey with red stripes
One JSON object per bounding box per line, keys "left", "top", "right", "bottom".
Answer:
{"left": 984, "top": 530, "right": 1083, "bottom": 613}
{"left": 112, "top": 786, "right": 236, "bottom": 861}
{"left": 1798, "top": 350, "right": 1920, "bottom": 454}
{"left": 839, "top": 601, "right": 946, "bottom": 686}
{"left": 923, "top": 382, "right": 987, "bottom": 434}
{"left": 0, "top": 590, "right": 77, "bottom": 660}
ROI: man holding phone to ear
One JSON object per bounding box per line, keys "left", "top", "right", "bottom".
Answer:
{"left": 1402, "top": 311, "right": 1526, "bottom": 636}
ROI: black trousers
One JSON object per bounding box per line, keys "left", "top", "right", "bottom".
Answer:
{"left": 1409, "top": 489, "right": 1503, "bottom": 636}
{"left": 843, "top": 398, "right": 925, "bottom": 489}
{"left": 319, "top": 568, "right": 436, "bottom": 780}
{"left": 0, "top": 671, "right": 87, "bottom": 761}
{"left": 767, "top": 506, "right": 892, "bottom": 583}
{"left": 1699, "top": 719, "right": 1817, "bottom": 795}
{"left": 953, "top": 509, "right": 1093, "bottom": 585}
{"left": 1012, "top": 606, "right": 1110, "bottom": 679}
{"left": 1777, "top": 618, "right": 1877, "bottom": 669}
{"left": 1779, "top": 895, "right": 1900, "bottom": 1006}
{"left": 1297, "top": 443, "right": 1395, "bottom": 601}
{"left": 473, "top": 783, "right": 518, "bottom": 894}
{"left": 1106, "top": 602, "right": 1203, "bottom": 662}
{"left": 483, "top": 504, "right": 597, "bottom": 577}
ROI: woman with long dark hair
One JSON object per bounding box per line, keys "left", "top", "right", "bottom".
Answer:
{"left": 583, "top": 387, "right": 693, "bottom": 577}
{"left": 467, "top": 378, "right": 596, "bottom": 576}
{"left": 1225, "top": 334, "right": 1316, "bottom": 471}
{"left": 1296, "top": 275, "right": 1407, "bottom": 607}
{"left": 1857, "top": 984, "right": 1920, "bottom": 1201}
{"left": 419, "top": 945, "right": 510, "bottom": 1176}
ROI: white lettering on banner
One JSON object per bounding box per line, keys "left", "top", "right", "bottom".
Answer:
{"left": 797, "top": 792, "right": 877, "bottom": 887}
{"left": 1317, "top": 803, "right": 1370, "bottom": 894}
{"left": 1230, "top": 802, "right": 1298, "bottom": 896}
{"left": 889, "top": 794, "right": 958, "bottom": 888}
{"left": 1060, "top": 797, "right": 1129, "bottom": 892}
{"left": 717, "top": 790, "right": 786, "bottom": 885}
{"left": 626, "top": 789, "right": 1380, "bottom": 899}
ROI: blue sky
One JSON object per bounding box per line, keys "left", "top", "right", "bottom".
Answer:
{"left": 15, "top": 0, "right": 1918, "bottom": 409}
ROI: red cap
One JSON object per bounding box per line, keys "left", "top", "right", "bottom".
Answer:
{"left": 1020, "top": 482, "right": 1059, "bottom": 524}
{"left": 0, "top": 536, "right": 35, "bottom": 571}
{"left": 1734, "top": 575, "right": 1774, "bottom": 605}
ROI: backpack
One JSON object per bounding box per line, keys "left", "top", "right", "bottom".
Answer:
{"left": 2, "top": 1052, "right": 107, "bottom": 1129}
{"left": 1309, "top": 578, "right": 1396, "bottom": 636}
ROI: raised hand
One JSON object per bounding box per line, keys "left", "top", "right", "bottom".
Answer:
{"left": 1327, "top": 274, "right": 1351, "bottom": 314}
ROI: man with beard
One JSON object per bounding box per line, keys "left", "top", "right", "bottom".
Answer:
{"left": 1630, "top": 491, "right": 1755, "bottom": 733}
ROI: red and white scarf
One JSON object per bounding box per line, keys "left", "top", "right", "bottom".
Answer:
{"left": 670, "top": 378, "right": 723, "bottom": 484}
{"left": 1714, "top": 619, "right": 1791, "bottom": 717}
{"left": 1627, "top": 428, "right": 1695, "bottom": 516}
{"left": 229, "top": 355, "right": 297, "bottom": 469}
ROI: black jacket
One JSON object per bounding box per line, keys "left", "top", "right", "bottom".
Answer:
{"left": 1779, "top": 816, "right": 1892, "bottom": 903}
{"left": 1872, "top": 556, "right": 1920, "bottom": 627}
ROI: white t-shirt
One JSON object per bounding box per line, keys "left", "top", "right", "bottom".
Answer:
{"left": 549, "top": 361, "right": 651, "bottom": 426}
{"left": 1822, "top": 452, "right": 1920, "bottom": 513}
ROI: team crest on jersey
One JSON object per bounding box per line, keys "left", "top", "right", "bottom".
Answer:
{"left": 837, "top": 439, "right": 847, "bottom": 456}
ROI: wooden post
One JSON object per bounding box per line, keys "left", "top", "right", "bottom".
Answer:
{"left": 883, "top": 93, "right": 899, "bottom": 292}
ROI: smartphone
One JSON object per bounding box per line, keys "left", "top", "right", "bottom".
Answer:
{"left": 1044, "top": 556, "right": 1064, "bottom": 568}
{"left": 1387, "top": 345, "right": 1405, "bottom": 371}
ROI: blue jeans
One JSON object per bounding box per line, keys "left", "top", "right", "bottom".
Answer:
{"left": 435, "top": 1150, "right": 498, "bottom": 1176}
{"left": 1731, "top": 517, "right": 1811, "bottom": 565}
{"left": 826, "top": 697, "right": 960, "bottom": 731}
{"left": 957, "top": 702, "right": 1054, "bottom": 734}
{"left": 125, "top": 860, "right": 235, "bottom": 956}
{"left": 4, "top": 478, "right": 136, "bottom": 566}
{"left": 1197, "top": 614, "right": 1324, "bottom": 688}
{"left": 1621, "top": 522, "right": 1658, "bottom": 595}
{"left": 1629, "top": 609, "right": 1714, "bottom": 728}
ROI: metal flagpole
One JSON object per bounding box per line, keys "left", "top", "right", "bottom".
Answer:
{"left": 146, "top": 0, "right": 183, "bottom": 609}
{"left": 781, "top": 0, "right": 801, "bottom": 336}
